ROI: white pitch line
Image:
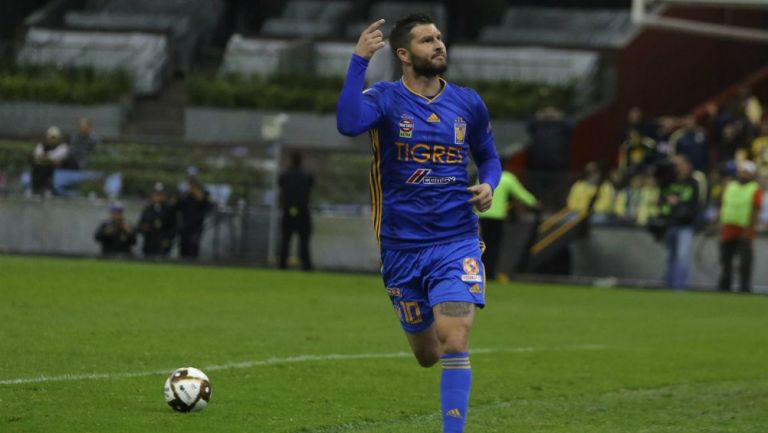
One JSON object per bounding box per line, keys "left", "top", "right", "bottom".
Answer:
{"left": 0, "top": 344, "right": 606, "bottom": 386}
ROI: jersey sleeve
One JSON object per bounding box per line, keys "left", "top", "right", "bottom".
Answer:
{"left": 336, "top": 54, "right": 385, "bottom": 136}
{"left": 468, "top": 91, "right": 501, "bottom": 191}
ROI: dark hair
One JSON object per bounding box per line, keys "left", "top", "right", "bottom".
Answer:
{"left": 389, "top": 13, "right": 435, "bottom": 58}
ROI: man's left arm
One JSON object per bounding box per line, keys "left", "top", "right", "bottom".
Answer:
{"left": 467, "top": 93, "right": 501, "bottom": 212}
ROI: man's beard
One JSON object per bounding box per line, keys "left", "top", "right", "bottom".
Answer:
{"left": 411, "top": 53, "right": 447, "bottom": 77}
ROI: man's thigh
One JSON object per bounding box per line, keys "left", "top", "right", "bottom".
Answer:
{"left": 426, "top": 238, "right": 486, "bottom": 309}
{"left": 381, "top": 248, "right": 434, "bottom": 334}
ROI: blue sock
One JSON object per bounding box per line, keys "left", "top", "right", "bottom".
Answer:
{"left": 440, "top": 352, "right": 472, "bottom": 433}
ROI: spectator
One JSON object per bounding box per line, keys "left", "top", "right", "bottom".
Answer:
{"left": 636, "top": 172, "right": 661, "bottom": 226}
{"left": 623, "top": 106, "right": 657, "bottom": 141}
{"left": 659, "top": 156, "right": 699, "bottom": 290}
{"left": 735, "top": 86, "right": 763, "bottom": 128}
{"left": 654, "top": 116, "right": 680, "bottom": 157}
{"left": 670, "top": 115, "right": 709, "bottom": 174}
{"left": 750, "top": 121, "right": 768, "bottom": 176}
{"left": 137, "top": 182, "right": 176, "bottom": 258}
{"left": 718, "top": 121, "right": 749, "bottom": 162}
{"left": 64, "top": 118, "right": 100, "bottom": 169}
{"left": 526, "top": 106, "right": 573, "bottom": 206}
{"left": 718, "top": 160, "right": 762, "bottom": 293}
{"left": 176, "top": 167, "right": 214, "bottom": 259}
{"left": 619, "top": 130, "right": 657, "bottom": 175}
{"left": 279, "top": 152, "right": 314, "bottom": 271}
{"left": 479, "top": 165, "right": 538, "bottom": 281}
{"left": 94, "top": 203, "right": 136, "bottom": 256}
{"left": 31, "top": 126, "right": 69, "bottom": 195}
{"left": 566, "top": 162, "right": 614, "bottom": 221}
{"left": 526, "top": 107, "right": 573, "bottom": 170}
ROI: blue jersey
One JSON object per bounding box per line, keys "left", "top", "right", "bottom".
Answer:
{"left": 338, "top": 54, "right": 501, "bottom": 249}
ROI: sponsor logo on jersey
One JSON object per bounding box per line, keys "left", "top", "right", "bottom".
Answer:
{"left": 462, "top": 274, "right": 483, "bottom": 283}
{"left": 406, "top": 168, "right": 456, "bottom": 185}
{"left": 463, "top": 257, "right": 479, "bottom": 275}
{"left": 427, "top": 112, "right": 440, "bottom": 123}
{"left": 399, "top": 114, "right": 414, "bottom": 138}
{"left": 454, "top": 117, "right": 467, "bottom": 145}
{"left": 386, "top": 287, "right": 402, "bottom": 297}
{"left": 395, "top": 142, "right": 464, "bottom": 164}
{"left": 469, "top": 283, "right": 483, "bottom": 293}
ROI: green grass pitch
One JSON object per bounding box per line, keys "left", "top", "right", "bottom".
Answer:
{"left": 2, "top": 255, "right": 768, "bottom": 433}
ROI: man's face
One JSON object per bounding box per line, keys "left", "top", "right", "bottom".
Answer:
{"left": 151, "top": 191, "right": 165, "bottom": 204}
{"left": 674, "top": 158, "right": 691, "bottom": 178}
{"left": 111, "top": 210, "right": 124, "bottom": 222}
{"left": 737, "top": 169, "right": 754, "bottom": 182}
{"left": 79, "top": 119, "right": 91, "bottom": 135}
{"left": 46, "top": 135, "right": 60, "bottom": 146}
{"left": 406, "top": 24, "right": 447, "bottom": 77}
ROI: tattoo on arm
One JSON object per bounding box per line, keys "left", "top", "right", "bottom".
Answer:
{"left": 438, "top": 302, "right": 473, "bottom": 317}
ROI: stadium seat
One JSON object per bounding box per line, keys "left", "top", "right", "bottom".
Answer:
{"left": 448, "top": 46, "right": 599, "bottom": 86}
{"left": 17, "top": 28, "right": 168, "bottom": 95}
{"left": 220, "top": 35, "right": 313, "bottom": 76}
{"left": 478, "top": 7, "right": 630, "bottom": 48}
{"left": 63, "top": 11, "right": 196, "bottom": 72}
{"left": 345, "top": 2, "right": 447, "bottom": 41}
{"left": 87, "top": 0, "right": 222, "bottom": 36}
{"left": 260, "top": 1, "right": 353, "bottom": 38}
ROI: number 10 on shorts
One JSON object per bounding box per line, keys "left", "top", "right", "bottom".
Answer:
{"left": 399, "top": 301, "right": 423, "bottom": 325}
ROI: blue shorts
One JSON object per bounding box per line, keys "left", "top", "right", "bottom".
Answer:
{"left": 381, "top": 237, "right": 485, "bottom": 334}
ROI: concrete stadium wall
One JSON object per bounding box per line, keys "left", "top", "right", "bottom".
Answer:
{"left": 1, "top": 197, "right": 764, "bottom": 290}
{"left": 0, "top": 101, "right": 126, "bottom": 138}
{"left": 0, "top": 197, "right": 380, "bottom": 270}
{"left": 570, "top": 226, "right": 768, "bottom": 291}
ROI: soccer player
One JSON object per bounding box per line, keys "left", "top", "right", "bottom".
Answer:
{"left": 336, "top": 14, "right": 501, "bottom": 433}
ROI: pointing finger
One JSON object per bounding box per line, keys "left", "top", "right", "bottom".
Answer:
{"left": 364, "top": 19, "right": 386, "bottom": 34}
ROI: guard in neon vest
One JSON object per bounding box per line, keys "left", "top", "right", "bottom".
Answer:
{"left": 478, "top": 167, "right": 538, "bottom": 280}
{"left": 718, "top": 160, "right": 763, "bottom": 293}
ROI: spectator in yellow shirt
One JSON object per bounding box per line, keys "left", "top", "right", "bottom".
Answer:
{"left": 751, "top": 122, "right": 768, "bottom": 176}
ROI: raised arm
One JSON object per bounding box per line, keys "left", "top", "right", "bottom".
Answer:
{"left": 337, "top": 19, "right": 387, "bottom": 136}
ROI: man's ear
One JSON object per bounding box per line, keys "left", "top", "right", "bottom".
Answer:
{"left": 396, "top": 47, "right": 410, "bottom": 65}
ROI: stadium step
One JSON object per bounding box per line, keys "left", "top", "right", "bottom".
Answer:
{"left": 123, "top": 77, "right": 186, "bottom": 138}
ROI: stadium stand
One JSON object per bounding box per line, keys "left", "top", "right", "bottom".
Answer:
{"left": 479, "top": 7, "right": 632, "bottom": 48}
{"left": 85, "top": 0, "right": 222, "bottom": 41}
{"left": 62, "top": 11, "right": 196, "bottom": 72}
{"left": 447, "top": 46, "right": 598, "bottom": 86}
{"left": 346, "top": 2, "right": 447, "bottom": 41}
{"left": 17, "top": 28, "right": 168, "bottom": 95}
{"left": 220, "top": 35, "right": 313, "bottom": 76}
{"left": 260, "top": 1, "right": 355, "bottom": 38}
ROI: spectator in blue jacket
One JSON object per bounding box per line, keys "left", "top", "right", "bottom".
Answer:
{"left": 670, "top": 115, "right": 709, "bottom": 174}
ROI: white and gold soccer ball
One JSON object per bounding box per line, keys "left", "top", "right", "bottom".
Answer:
{"left": 163, "top": 367, "right": 212, "bottom": 412}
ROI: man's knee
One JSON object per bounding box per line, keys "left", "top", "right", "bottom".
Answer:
{"left": 413, "top": 347, "right": 440, "bottom": 368}
{"left": 440, "top": 332, "right": 469, "bottom": 354}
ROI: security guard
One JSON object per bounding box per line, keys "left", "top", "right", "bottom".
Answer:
{"left": 718, "top": 160, "right": 762, "bottom": 293}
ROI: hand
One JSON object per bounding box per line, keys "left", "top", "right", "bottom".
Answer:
{"left": 666, "top": 195, "right": 679, "bottom": 205}
{"left": 355, "top": 19, "right": 386, "bottom": 60}
{"left": 468, "top": 183, "right": 493, "bottom": 212}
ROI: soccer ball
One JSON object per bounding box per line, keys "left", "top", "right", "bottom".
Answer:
{"left": 163, "top": 367, "right": 212, "bottom": 412}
